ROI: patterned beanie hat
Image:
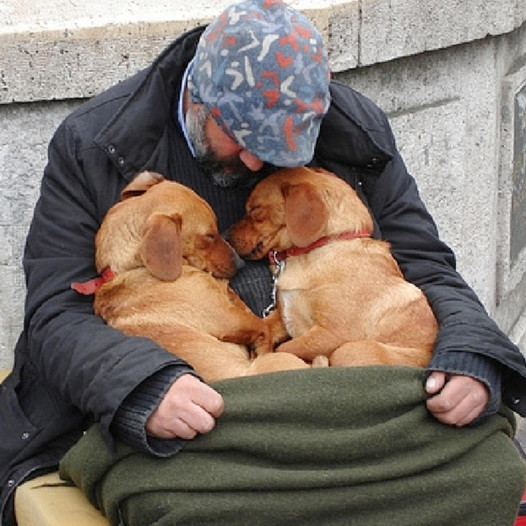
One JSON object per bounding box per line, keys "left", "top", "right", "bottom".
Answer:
{"left": 188, "top": 0, "right": 331, "bottom": 167}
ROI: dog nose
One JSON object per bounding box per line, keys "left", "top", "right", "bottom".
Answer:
{"left": 233, "top": 249, "right": 246, "bottom": 271}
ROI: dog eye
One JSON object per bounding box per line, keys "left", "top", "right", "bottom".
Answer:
{"left": 196, "top": 232, "right": 217, "bottom": 249}
{"left": 249, "top": 206, "right": 265, "bottom": 221}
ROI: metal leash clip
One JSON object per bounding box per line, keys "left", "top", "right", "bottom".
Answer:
{"left": 262, "top": 251, "right": 285, "bottom": 317}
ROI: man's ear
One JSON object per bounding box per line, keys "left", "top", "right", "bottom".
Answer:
{"left": 282, "top": 182, "right": 329, "bottom": 247}
{"left": 121, "top": 171, "right": 165, "bottom": 200}
{"left": 140, "top": 213, "right": 183, "bottom": 280}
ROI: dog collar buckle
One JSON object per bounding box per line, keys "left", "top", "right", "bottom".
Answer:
{"left": 263, "top": 252, "right": 285, "bottom": 317}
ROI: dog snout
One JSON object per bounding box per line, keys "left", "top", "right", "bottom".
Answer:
{"left": 233, "top": 250, "right": 245, "bottom": 271}
{"left": 224, "top": 226, "right": 248, "bottom": 266}
{"left": 225, "top": 223, "right": 253, "bottom": 259}
{"left": 223, "top": 226, "right": 232, "bottom": 242}
{"left": 208, "top": 237, "right": 245, "bottom": 279}
{"left": 221, "top": 241, "right": 245, "bottom": 275}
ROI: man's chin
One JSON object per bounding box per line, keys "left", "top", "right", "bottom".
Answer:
{"left": 209, "top": 170, "right": 245, "bottom": 188}
{"left": 196, "top": 157, "right": 248, "bottom": 188}
{"left": 196, "top": 155, "right": 278, "bottom": 189}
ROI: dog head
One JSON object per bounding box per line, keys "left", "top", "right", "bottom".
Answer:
{"left": 95, "top": 171, "right": 241, "bottom": 280}
{"left": 229, "top": 166, "right": 374, "bottom": 260}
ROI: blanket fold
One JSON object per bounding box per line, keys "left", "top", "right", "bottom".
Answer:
{"left": 59, "top": 367, "right": 526, "bottom": 525}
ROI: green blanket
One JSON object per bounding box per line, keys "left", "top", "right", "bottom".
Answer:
{"left": 60, "top": 367, "right": 526, "bottom": 525}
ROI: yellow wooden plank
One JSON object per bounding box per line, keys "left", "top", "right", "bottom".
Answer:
{"left": 15, "top": 472, "right": 109, "bottom": 526}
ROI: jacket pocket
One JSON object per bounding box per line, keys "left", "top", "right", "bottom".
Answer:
{"left": 0, "top": 373, "right": 40, "bottom": 481}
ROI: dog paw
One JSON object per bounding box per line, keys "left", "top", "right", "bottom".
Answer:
{"left": 249, "top": 333, "right": 273, "bottom": 357}
{"left": 311, "top": 355, "right": 329, "bottom": 368}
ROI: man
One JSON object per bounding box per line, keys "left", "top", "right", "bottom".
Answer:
{"left": 1, "top": 0, "right": 525, "bottom": 524}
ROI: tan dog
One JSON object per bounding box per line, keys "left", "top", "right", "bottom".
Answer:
{"left": 73, "top": 171, "right": 309, "bottom": 382}
{"left": 228, "top": 166, "right": 437, "bottom": 368}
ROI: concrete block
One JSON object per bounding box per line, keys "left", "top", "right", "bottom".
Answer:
{"left": 318, "top": 1, "right": 360, "bottom": 71}
{"left": 0, "top": 100, "right": 79, "bottom": 368}
{"left": 0, "top": 263, "right": 25, "bottom": 369}
{"left": 495, "top": 32, "right": 526, "bottom": 341}
{"left": 0, "top": 29, "right": 181, "bottom": 104}
{"left": 359, "top": 0, "right": 518, "bottom": 66}
{"left": 0, "top": 0, "right": 358, "bottom": 104}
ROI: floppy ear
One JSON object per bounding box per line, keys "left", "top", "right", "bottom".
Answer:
{"left": 282, "top": 182, "right": 329, "bottom": 247}
{"left": 140, "top": 213, "right": 183, "bottom": 280}
{"left": 121, "top": 171, "right": 165, "bottom": 200}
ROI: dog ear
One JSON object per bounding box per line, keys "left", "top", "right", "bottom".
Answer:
{"left": 121, "top": 171, "right": 165, "bottom": 200}
{"left": 282, "top": 182, "right": 329, "bottom": 247}
{"left": 140, "top": 213, "right": 183, "bottom": 280}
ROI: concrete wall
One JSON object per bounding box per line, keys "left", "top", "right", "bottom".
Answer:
{"left": 1, "top": 0, "right": 526, "bottom": 369}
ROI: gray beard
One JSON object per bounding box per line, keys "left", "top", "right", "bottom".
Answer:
{"left": 201, "top": 162, "right": 245, "bottom": 188}
{"left": 185, "top": 105, "right": 250, "bottom": 188}
{"left": 212, "top": 174, "right": 241, "bottom": 188}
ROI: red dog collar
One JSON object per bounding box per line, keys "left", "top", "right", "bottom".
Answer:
{"left": 71, "top": 267, "right": 116, "bottom": 295}
{"left": 269, "top": 230, "right": 371, "bottom": 265}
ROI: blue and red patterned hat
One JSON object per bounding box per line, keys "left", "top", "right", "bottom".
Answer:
{"left": 188, "top": 0, "right": 331, "bottom": 167}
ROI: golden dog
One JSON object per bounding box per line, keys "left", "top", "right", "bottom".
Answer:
{"left": 228, "top": 167, "right": 437, "bottom": 367}
{"left": 73, "top": 171, "right": 309, "bottom": 382}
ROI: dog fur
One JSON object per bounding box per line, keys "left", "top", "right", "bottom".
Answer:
{"left": 228, "top": 166, "right": 437, "bottom": 368}
{"left": 84, "top": 171, "right": 309, "bottom": 382}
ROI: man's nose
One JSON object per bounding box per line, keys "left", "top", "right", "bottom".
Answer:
{"left": 239, "top": 149, "right": 264, "bottom": 172}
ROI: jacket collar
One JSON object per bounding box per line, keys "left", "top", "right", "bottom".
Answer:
{"left": 315, "top": 82, "right": 394, "bottom": 172}
{"left": 93, "top": 26, "right": 205, "bottom": 182}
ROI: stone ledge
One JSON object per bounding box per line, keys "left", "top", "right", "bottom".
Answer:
{"left": 1, "top": 0, "right": 525, "bottom": 104}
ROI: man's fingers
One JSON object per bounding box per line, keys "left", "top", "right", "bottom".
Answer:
{"left": 191, "top": 380, "right": 225, "bottom": 417}
{"left": 427, "top": 398, "right": 486, "bottom": 427}
{"left": 152, "top": 416, "right": 198, "bottom": 440}
{"left": 425, "top": 371, "right": 446, "bottom": 395}
{"left": 176, "top": 401, "right": 219, "bottom": 435}
{"left": 146, "top": 374, "right": 224, "bottom": 439}
{"left": 425, "top": 375, "right": 489, "bottom": 426}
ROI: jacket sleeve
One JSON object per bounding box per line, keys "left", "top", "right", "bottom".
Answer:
{"left": 368, "top": 148, "right": 526, "bottom": 415}
{"left": 22, "top": 118, "right": 196, "bottom": 446}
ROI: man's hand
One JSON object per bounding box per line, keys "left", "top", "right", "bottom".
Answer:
{"left": 425, "top": 372, "right": 489, "bottom": 426}
{"left": 146, "top": 374, "right": 224, "bottom": 439}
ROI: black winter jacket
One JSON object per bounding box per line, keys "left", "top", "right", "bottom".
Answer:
{"left": 2, "top": 26, "right": 526, "bottom": 525}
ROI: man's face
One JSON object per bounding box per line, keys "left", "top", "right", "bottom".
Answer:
{"left": 186, "top": 103, "right": 265, "bottom": 188}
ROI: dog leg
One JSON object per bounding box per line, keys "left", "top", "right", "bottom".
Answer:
{"left": 275, "top": 325, "right": 346, "bottom": 361}
{"left": 215, "top": 307, "right": 273, "bottom": 355}
{"left": 312, "top": 355, "right": 329, "bottom": 367}
{"left": 263, "top": 309, "right": 291, "bottom": 348}
{"left": 329, "top": 340, "right": 432, "bottom": 368}
{"left": 247, "top": 352, "right": 311, "bottom": 376}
